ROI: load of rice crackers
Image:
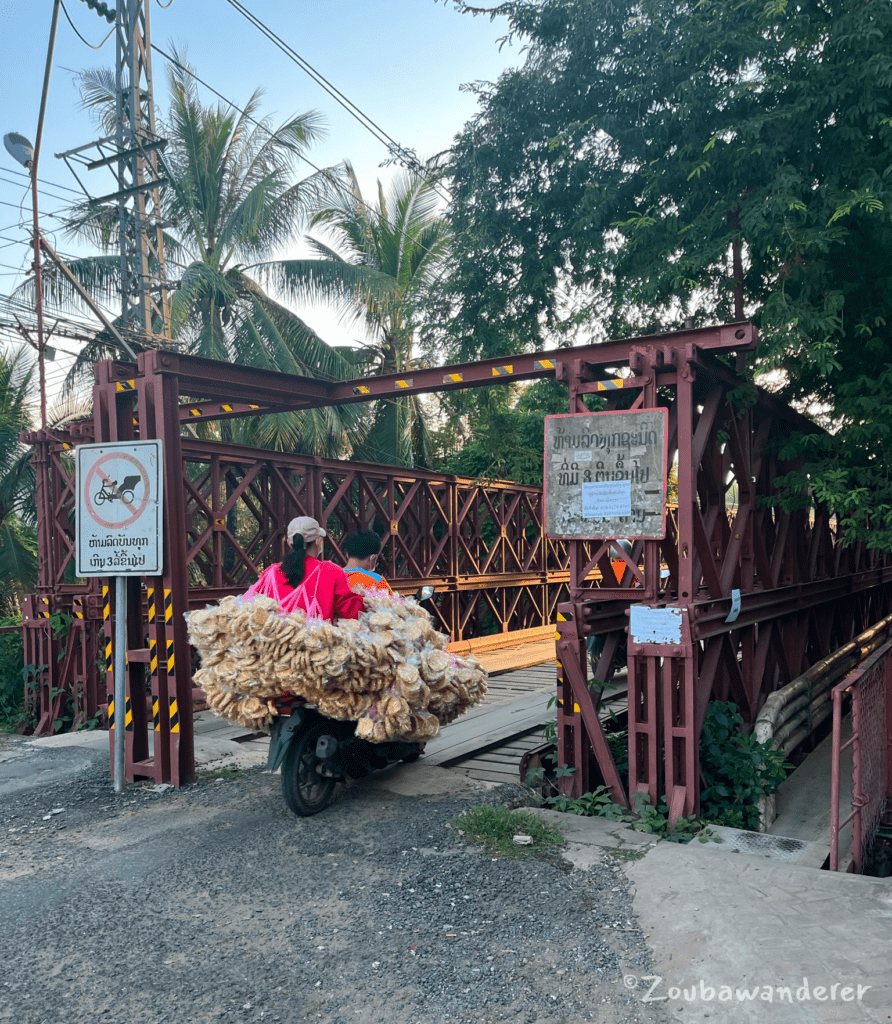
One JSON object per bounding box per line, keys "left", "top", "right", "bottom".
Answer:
{"left": 186, "top": 589, "right": 487, "bottom": 742}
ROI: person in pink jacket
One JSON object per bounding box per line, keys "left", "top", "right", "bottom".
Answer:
{"left": 246, "top": 516, "right": 364, "bottom": 623}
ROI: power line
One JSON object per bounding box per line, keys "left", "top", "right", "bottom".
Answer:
{"left": 220, "top": 0, "right": 453, "bottom": 205}
{"left": 0, "top": 173, "right": 84, "bottom": 207}
{"left": 0, "top": 164, "right": 83, "bottom": 197}
{"left": 150, "top": 45, "right": 449, "bottom": 272}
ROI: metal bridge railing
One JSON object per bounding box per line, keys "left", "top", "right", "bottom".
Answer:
{"left": 830, "top": 640, "right": 892, "bottom": 872}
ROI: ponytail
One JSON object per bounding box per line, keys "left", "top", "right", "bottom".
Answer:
{"left": 280, "top": 535, "right": 307, "bottom": 587}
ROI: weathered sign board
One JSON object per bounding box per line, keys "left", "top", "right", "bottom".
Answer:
{"left": 75, "top": 440, "right": 164, "bottom": 577}
{"left": 544, "top": 409, "right": 668, "bottom": 539}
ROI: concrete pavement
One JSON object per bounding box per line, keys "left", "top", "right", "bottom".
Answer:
{"left": 528, "top": 808, "right": 892, "bottom": 1024}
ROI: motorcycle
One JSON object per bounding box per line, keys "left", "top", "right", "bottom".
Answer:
{"left": 267, "top": 585, "right": 435, "bottom": 817}
{"left": 266, "top": 696, "right": 423, "bottom": 816}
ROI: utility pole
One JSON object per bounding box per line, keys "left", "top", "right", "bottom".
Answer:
{"left": 114, "top": 0, "right": 171, "bottom": 343}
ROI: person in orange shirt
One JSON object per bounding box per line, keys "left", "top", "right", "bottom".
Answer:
{"left": 343, "top": 530, "right": 393, "bottom": 594}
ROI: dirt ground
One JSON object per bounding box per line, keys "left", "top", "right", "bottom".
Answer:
{"left": 0, "top": 738, "right": 672, "bottom": 1024}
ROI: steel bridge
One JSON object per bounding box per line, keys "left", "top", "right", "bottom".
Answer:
{"left": 22, "top": 321, "right": 892, "bottom": 805}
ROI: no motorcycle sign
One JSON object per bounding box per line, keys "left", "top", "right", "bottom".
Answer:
{"left": 75, "top": 440, "right": 164, "bottom": 577}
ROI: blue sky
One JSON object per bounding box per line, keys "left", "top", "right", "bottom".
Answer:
{"left": 0, "top": 0, "right": 519, "bottom": 381}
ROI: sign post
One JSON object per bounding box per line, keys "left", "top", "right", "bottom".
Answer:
{"left": 76, "top": 440, "right": 163, "bottom": 792}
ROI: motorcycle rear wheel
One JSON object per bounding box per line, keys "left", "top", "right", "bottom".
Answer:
{"left": 281, "top": 721, "right": 338, "bottom": 816}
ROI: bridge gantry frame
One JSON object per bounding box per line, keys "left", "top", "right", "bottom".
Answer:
{"left": 22, "top": 321, "right": 892, "bottom": 800}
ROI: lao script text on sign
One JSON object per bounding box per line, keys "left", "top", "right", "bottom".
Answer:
{"left": 544, "top": 409, "right": 668, "bottom": 539}
{"left": 76, "top": 440, "right": 164, "bottom": 577}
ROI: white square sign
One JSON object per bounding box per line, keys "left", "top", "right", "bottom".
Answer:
{"left": 75, "top": 440, "right": 164, "bottom": 577}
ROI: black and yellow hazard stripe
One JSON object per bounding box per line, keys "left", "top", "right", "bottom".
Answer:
{"left": 353, "top": 385, "right": 371, "bottom": 395}
{"left": 554, "top": 612, "right": 581, "bottom": 712}
{"left": 534, "top": 359, "right": 555, "bottom": 371}
{"left": 108, "top": 694, "right": 114, "bottom": 730}
{"left": 124, "top": 695, "right": 133, "bottom": 731}
{"left": 40, "top": 597, "right": 50, "bottom": 619}
{"left": 163, "top": 589, "right": 173, "bottom": 625}
{"left": 152, "top": 696, "right": 160, "bottom": 731}
{"left": 396, "top": 379, "right": 413, "bottom": 389}
{"left": 116, "top": 379, "right": 136, "bottom": 393}
{"left": 169, "top": 697, "right": 180, "bottom": 734}
{"left": 103, "top": 586, "right": 113, "bottom": 675}
{"left": 492, "top": 364, "right": 513, "bottom": 376}
{"left": 147, "top": 587, "right": 156, "bottom": 623}
{"left": 72, "top": 598, "right": 84, "bottom": 620}
{"left": 596, "top": 378, "right": 624, "bottom": 391}
{"left": 443, "top": 372, "right": 464, "bottom": 383}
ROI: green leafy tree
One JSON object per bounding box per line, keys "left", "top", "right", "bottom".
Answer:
{"left": 269, "top": 162, "right": 451, "bottom": 466}
{"left": 45, "top": 58, "right": 366, "bottom": 456}
{"left": 441, "top": 0, "right": 892, "bottom": 544}
{"left": 433, "top": 378, "right": 569, "bottom": 485}
{"left": 0, "top": 349, "right": 37, "bottom": 611}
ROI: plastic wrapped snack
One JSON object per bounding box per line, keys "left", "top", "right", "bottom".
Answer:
{"left": 186, "top": 588, "right": 487, "bottom": 742}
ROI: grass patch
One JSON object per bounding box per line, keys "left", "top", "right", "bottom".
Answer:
{"left": 609, "top": 848, "right": 646, "bottom": 861}
{"left": 450, "top": 805, "right": 567, "bottom": 859}
{"left": 198, "top": 766, "right": 249, "bottom": 780}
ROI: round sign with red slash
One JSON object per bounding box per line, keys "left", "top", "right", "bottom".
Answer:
{"left": 83, "top": 451, "right": 151, "bottom": 530}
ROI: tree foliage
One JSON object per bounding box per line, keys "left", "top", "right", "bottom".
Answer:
{"left": 50, "top": 56, "right": 365, "bottom": 456}
{"left": 441, "top": 0, "right": 892, "bottom": 543}
{"left": 432, "top": 378, "right": 570, "bottom": 485}
{"left": 267, "top": 162, "right": 451, "bottom": 466}
{"left": 0, "top": 349, "right": 37, "bottom": 611}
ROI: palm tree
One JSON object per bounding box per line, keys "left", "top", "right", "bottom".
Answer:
{"left": 0, "top": 349, "right": 37, "bottom": 612}
{"left": 261, "top": 162, "right": 451, "bottom": 466}
{"left": 39, "top": 57, "right": 371, "bottom": 457}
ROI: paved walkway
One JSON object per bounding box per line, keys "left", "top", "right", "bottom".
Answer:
{"left": 529, "top": 808, "right": 892, "bottom": 1024}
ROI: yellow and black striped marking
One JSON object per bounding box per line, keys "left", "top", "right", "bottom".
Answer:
{"left": 396, "top": 379, "right": 413, "bottom": 389}
{"left": 40, "top": 597, "right": 50, "bottom": 619}
{"left": 555, "top": 609, "right": 572, "bottom": 640}
{"left": 596, "top": 378, "right": 624, "bottom": 391}
{"left": 108, "top": 695, "right": 115, "bottom": 730}
{"left": 163, "top": 589, "right": 173, "bottom": 625}
{"left": 534, "top": 359, "right": 555, "bottom": 370}
{"left": 353, "top": 385, "right": 371, "bottom": 395}
{"left": 189, "top": 407, "right": 202, "bottom": 417}
{"left": 443, "top": 372, "right": 464, "bottom": 383}
{"left": 166, "top": 638, "right": 175, "bottom": 676}
{"left": 73, "top": 599, "right": 84, "bottom": 621}
{"left": 492, "top": 365, "right": 513, "bottom": 376}
{"left": 149, "top": 637, "right": 158, "bottom": 678}
{"left": 220, "top": 404, "right": 233, "bottom": 413}
{"left": 124, "top": 696, "right": 133, "bottom": 731}
{"left": 152, "top": 697, "right": 161, "bottom": 731}
{"left": 116, "top": 379, "right": 136, "bottom": 393}
{"left": 147, "top": 587, "right": 156, "bottom": 622}
{"left": 169, "top": 697, "right": 179, "bottom": 734}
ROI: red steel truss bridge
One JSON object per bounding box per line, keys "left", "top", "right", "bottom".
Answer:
{"left": 22, "top": 321, "right": 892, "bottom": 802}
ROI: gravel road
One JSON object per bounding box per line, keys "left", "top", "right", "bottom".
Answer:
{"left": 0, "top": 740, "right": 671, "bottom": 1024}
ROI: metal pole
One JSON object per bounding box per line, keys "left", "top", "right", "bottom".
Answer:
{"left": 29, "top": 0, "right": 62, "bottom": 428}
{"left": 113, "top": 574, "right": 126, "bottom": 793}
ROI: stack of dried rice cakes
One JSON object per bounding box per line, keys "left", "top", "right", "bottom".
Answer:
{"left": 187, "top": 589, "right": 487, "bottom": 742}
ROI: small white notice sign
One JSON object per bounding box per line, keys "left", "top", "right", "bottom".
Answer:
{"left": 630, "top": 606, "right": 683, "bottom": 645}
{"left": 581, "top": 480, "right": 632, "bottom": 519}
